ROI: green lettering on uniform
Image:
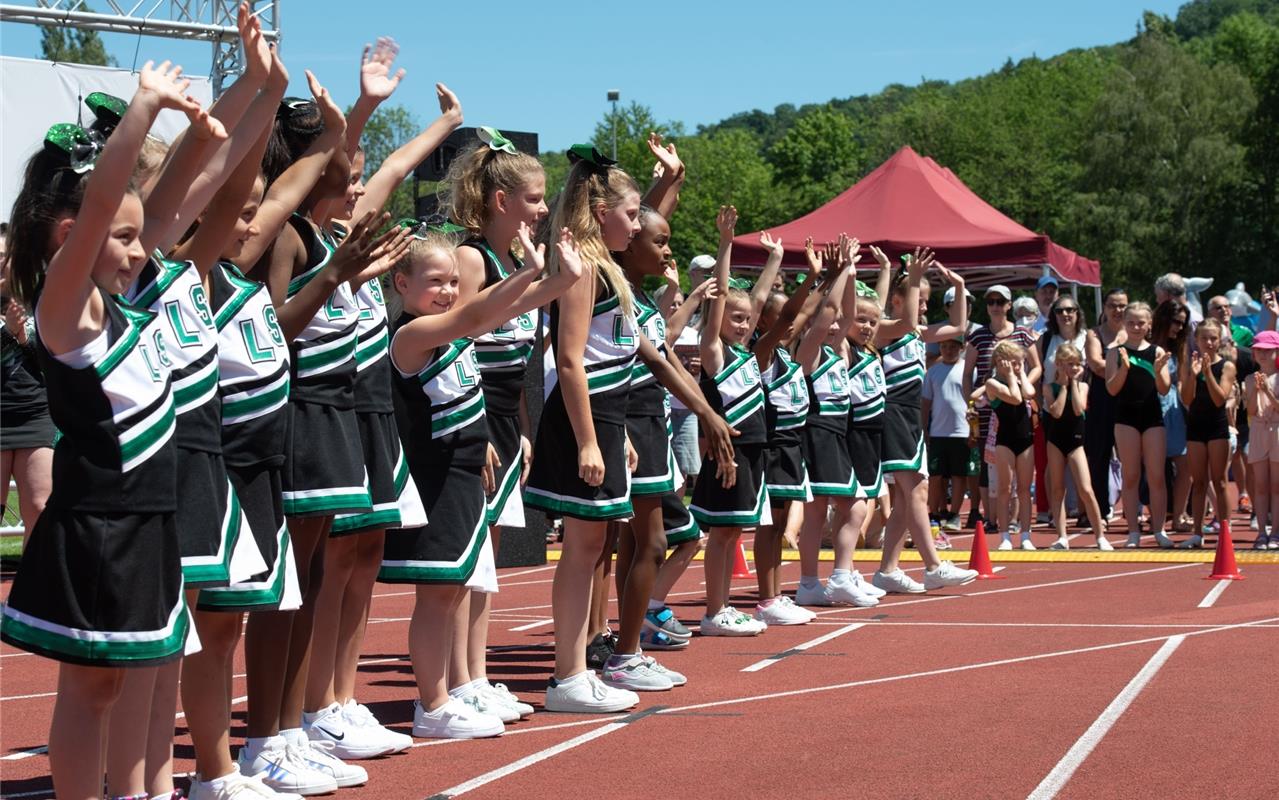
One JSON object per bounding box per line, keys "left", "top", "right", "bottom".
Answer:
{"left": 139, "top": 342, "right": 162, "bottom": 381}
{"left": 241, "top": 319, "right": 276, "bottom": 364}
{"left": 516, "top": 312, "right": 536, "bottom": 331}
{"left": 455, "top": 359, "right": 477, "bottom": 387}
{"left": 368, "top": 280, "right": 385, "bottom": 304}
{"left": 164, "top": 300, "right": 200, "bottom": 347}
{"left": 263, "top": 306, "right": 284, "bottom": 346}
{"left": 190, "top": 285, "right": 213, "bottom": 327}
{"left": 153, "top": 330, "right": 173, "bottom": 368}
{"left": 324, "top": 295, "right": 344, "bottom": 321}
{"left": 789, "top": 380, "right": 805, "bottom": 404}
{"left": 861, "top": 372, "right": 878, "bottom": 393}
{"left": 613, "top": 317, "right": 635, "bottom": 347}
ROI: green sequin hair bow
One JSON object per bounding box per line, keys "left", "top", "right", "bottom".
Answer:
{"left": 727, "top": 277, "right": 753, "bottom": 291}
{"left": 566, "top": 143, "right": 617, "bottom": 175}
{"left": 855, "top": 280, "right": 879, "bottom": 301}
{"left": 478, "top": 126, "right": 517, "bottom": 154}
{"left": 44, "top": 122, "right": 102, "bottom": 174}
{"left": 84, "top": 91, "right": 128, "bottom": 138}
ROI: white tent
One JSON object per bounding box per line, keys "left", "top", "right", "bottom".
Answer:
{"left": 1, "top": 55, "right": 214, "bottom": 220}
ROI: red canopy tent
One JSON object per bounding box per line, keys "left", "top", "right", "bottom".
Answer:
{"left": 731, "top": 146, "right": 1100, "bottom": 287}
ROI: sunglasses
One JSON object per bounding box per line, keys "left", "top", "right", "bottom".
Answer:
{"left": 986, "top": 297, "right": 1009, "bottom": 306}
{"left": 1054, "top": 307, "right": 1079, "bottom": 315}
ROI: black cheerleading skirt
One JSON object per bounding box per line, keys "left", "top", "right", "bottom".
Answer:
{"left": 175, "top": 448, "right": 240, "bottom": 589}
{"left": 486, "top": 412, "right": 525, "bottom": 528}
{"left": 690, "top": 443, "right": 770, "bottom": 529}
{"left": 881, "top": 402, "right": 927, "bottom": 477}
{"left": 661, "top": 491, "right": 700, "bottom": 545}
{"left": 626, "top": 414, "right": 677, "bottom": 498}
{"left": 198, "top": 464, "right": 301, "bottom": 613}
{"left": 764, "top": 427, "right": 811, "bottom": 503}
{"left": 0, "top": 407, "right": 56, "bottom": 451}
{"left": 282, "top": 400, "right": 372, "bottom": 518}
{"left": 1, "top": 509, "right": 188, "bottom": 666}
{"left": 803, "top": 423, "right": 856, "bottom": 498}
{"left": 332, "top": 411, "right": 426, "bottom": 535}
{"left": 848, "top": 426, "right": 885, "bottom": 499}
{"left": 380, "top": 463, "right": 488, "bottom": 585}
{"left": 525, "top": 393, "right": 633, "bottom": 522}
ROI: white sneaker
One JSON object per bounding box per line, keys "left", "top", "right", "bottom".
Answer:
{"left": 779, "top": 593, "right": 821, "bottom": 614}
{"left": 601, "top": 653, "right": 674, "bottom": 691}
{"left": 923, "top": 560, "right": 978, "bottom": 590}
{"left": 478, "top": 681, "right": 534, "bottom": 719}
{"left": 412, "top": 698, "right": 504, "bottom": 739}
{"left": 1020, "top": 536, "right": 1037, "bottom": 550}
{"left": 755, "top": 598, "right": 816, "bottom": 625}
{"left": 871, "top": 568, "right": 926, "bottom": 594}
{"left": 826, "top": 576, "right": 879, "bottom": 608}
{"left": 340, "top": 699, "right": 412, "bottom": 754}
{"left": 1050, "top": 538, "right": 1069, "bottom": 550}
{"left": 281, "top": 731, "right": 367, "bottom": 789}
{"left": 188, "top": 765, "right": 304, "bottom": 800}
{"left": 641, "top": 656, "right": 687, "bottom": 687}
{"left": 303, "top": 701, "right": 394, "bottom": 760}
{"left": 236, "top": 736, "right": 338, "bottom": 796}
{"left": 794, "top": 582, "right": 833, "bottom": 606}
{"left": 460, "top": 688, "right": 520, "bottom": 723}
{"left": 997, "top": 538, "right": 1013, "bottom": 551}
{"left": 544, "top": 672, "right": 639, "bottom": 713}
{"left": 855, "top": 574, "right": 887, "bottom": 598}
{"left": 1097, "top": 536, "right": 1115, "bottom": 551}
{"left": 700, "top": 606, "right": 767, "bottom": 636}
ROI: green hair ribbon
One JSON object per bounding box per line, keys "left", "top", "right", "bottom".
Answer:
{"left": 727, "top": 277, "right": 753, "bottom": 292}
{"left": 84, "top": 91, "right": 127, "bottom": 137}
{"left": 855, "top": 280, "right": 879, "bottom": 301}
{"left": 44, "top": 122, "right": 102, "bottom": 174}
{"left": 478, "top": 126, "right": 517, "bottom": 154}
{"left": 566, "top": 143, "right": 617, "bottom": 174}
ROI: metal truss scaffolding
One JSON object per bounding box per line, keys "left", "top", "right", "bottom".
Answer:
{"left": 0, "top": 1, "right": 281, "bottom": 95}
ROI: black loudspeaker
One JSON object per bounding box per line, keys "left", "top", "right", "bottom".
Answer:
{"left": 412, "top": 127, "right": 540, "bottom": 182}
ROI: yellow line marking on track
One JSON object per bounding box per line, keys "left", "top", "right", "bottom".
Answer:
{"left": 541, "top": 548, "right": 1279, "bottom": 564}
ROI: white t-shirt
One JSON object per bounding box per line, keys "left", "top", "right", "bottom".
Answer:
{"left": 1041, "top": 330, "right": 1088, "bottom": 384}
{"left": 669, "top": 324, "right": 700, "bottom": 412}
{"left": 922, "top": 359, "right": 969, "bottom": 438}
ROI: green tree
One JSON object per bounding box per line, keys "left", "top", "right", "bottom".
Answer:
{"left": 665, "top": 128, "right": 776, "bottom": 262}
{"left": 39, "top": 3, "right": 116, "bottom": 66}
{"left": 766, "top": 105, "right": 863, "bottom": 215}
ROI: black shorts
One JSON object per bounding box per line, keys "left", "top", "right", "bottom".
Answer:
{"left": 1186, "top": 411, "right": 1229, "bottom": 443}
{"left": 928, "top": 437, "right": 978, "bottom": 477}
{"left": 1115, "top": 402, "right": 1163, "bottom": 434}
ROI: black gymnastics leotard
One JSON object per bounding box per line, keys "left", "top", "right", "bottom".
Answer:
{"left": 1114, "top": 344, "right": 1163, "bottom": 433}
{"left": 1044, "top": 382, "right": 1085, "bottom": 454}
{"left": 992, "top": 396, "right": 1034, "bottom": 456}
{"left": 1185, "top": 358, "right": 1229, "bottom": 443}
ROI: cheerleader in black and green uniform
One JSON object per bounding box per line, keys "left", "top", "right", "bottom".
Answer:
{"left": 525, "top": 148, "right": 667, "bottom": 712}
{"left": 689, "top": 206, "right": 774, "bottom": 637}
{"left": 381, "top": 222, "right": 579, "bottom": 738}
{"left": 0, "top": 63, "right": 198, "bottom": 799}
{"left": 870, "top": 249, "right": 978, "bottom": 595}
{"left": 608, "top": 205, "right": 739, "bottom": 686}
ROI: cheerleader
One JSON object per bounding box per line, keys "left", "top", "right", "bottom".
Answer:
{"left": 0, "top": 62, "right": 200, "bottom": 800}
{"left": 794, "top": 237, "right": 881, "bottom": 608}
{"left": 1105, "top": 302, "right": 1173, "bottom": 548}
{"left": 524, "top": 147, "right": 651, "bottom": 711}
{"left": 303, "top": 67, "right": 458, "bottom": 754}
{"left": 687, "top": 205, "right": 774, "bottom": 636}
{"left": 1178, "top": 319, "right": 1237, "bottom": 548}
{"left": 750, "top": 234, "right": 820, "bottom": 624}
{"left": 381, "top": 222, "right": 580, "bottom": 737}
{"left": 870, "top": 250, "right": 978, "bottom": 593}
{"left": 610, "top": 205, "right": 739, "bottom": 685}
{"left": 437, "top": 123, "right": 547, "bottom": 717}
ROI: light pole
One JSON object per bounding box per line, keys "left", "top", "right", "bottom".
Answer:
{"left": 607, "top": 90, "right": 620, "bottom": 161}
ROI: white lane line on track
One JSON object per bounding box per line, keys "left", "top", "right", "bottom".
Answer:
{"left": 1197, "top": 580, "right": 1233, "bottom": 608}
{"left": 422, "top": 722, "right": 631, "bottom": 799}
{"left": 508, "top": 618, "right": 554, "bottom": 632}
{"left": 1025, "top": 636, "right": 1186, "bottom": 800}
{"left": 415, "top": 616, "right": 1276, "bottom": 795}
{"left": 741, "top": 623, "right": 867, "bottom": 672}
{"left": 801, "top": 620, "right": 1279, "bottom": 630}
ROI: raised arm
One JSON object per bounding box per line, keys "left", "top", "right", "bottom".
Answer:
{"left": 922, "top": 263, "right": 968, "bottom": 343}
{"left": 41, "top": 62, "right": 200, "bottom": 352}
{"left": 239, "top": 70, "right": 345, "bottom": 271}
{"left": 642, "top": 133, "right": 685, "bottom": 219}
{"left": 699, "top": 205, "right": 736, "bottom": 376}
{"left": 875, "top": 248, "right": 931, "bottom": 343}
{"left": 754, "top": 242, "right": 822, "bottom": 358}
{"left": 344, "top": 38, "right": 405, "bottom": 159}
{"left": 352, "top": 83, "right": 462, "bottom": 221}
{"left": 796, "top": 253, "right": 850, "bottom": 371}
{"left": 748, "top": 231, "right": 785, "bottom": 325}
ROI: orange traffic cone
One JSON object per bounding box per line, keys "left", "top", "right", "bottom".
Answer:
{"left": 967, "top": 520, "right": 1003, "bottom": 580}
{"left": 1205, "top": 519, "right": 1245, "bottom": 580}
{"left": 732, "top": 540, "right": 753, "bottom": 578}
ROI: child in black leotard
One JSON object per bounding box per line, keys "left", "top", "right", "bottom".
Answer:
{"left": 1106, "top": 302, "right": 1173, "bottom": 548}
{"left": 1178, "top": 318, "right": 1237, "bottom": 549}
{"left": 986, "top": 340, "right": 1035, "bottom": 549}
{"left": 1042, "top": 342, "right": 1112, "bottom": 550}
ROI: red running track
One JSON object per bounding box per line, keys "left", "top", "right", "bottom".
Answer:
{"left": 2, "top": 555, "right": 1276, "bottom": 799}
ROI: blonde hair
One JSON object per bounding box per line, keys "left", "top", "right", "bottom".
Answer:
{"left": 440, "top": 143, "right": 543, "bottom": 236}
{"left": 992, "top": 339, "right": 1025, "bottom": 363}
{"left": 855, "top": 295, "right": 883, "bottom": 319}
{"left": 1124, "top": 301, "right": 1153, "bottom": 320}
{"left": 546, "top": 160, "right": 637, "bottom": 316}
{"left": 1055, "top": 341, "right": 1083, "bottom": 367}
{"left": 393, "top": 230, "right": 459, "bottom": 281}
{"left": 134, "top": 135, "right": 169, "bottom": 187}
{"left": 1195, "top": 317, "right": 1223, "bottom": 340}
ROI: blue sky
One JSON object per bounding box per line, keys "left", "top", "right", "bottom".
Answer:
{"left": 2, "top": 0, "right": 1186, "bottom": 151}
